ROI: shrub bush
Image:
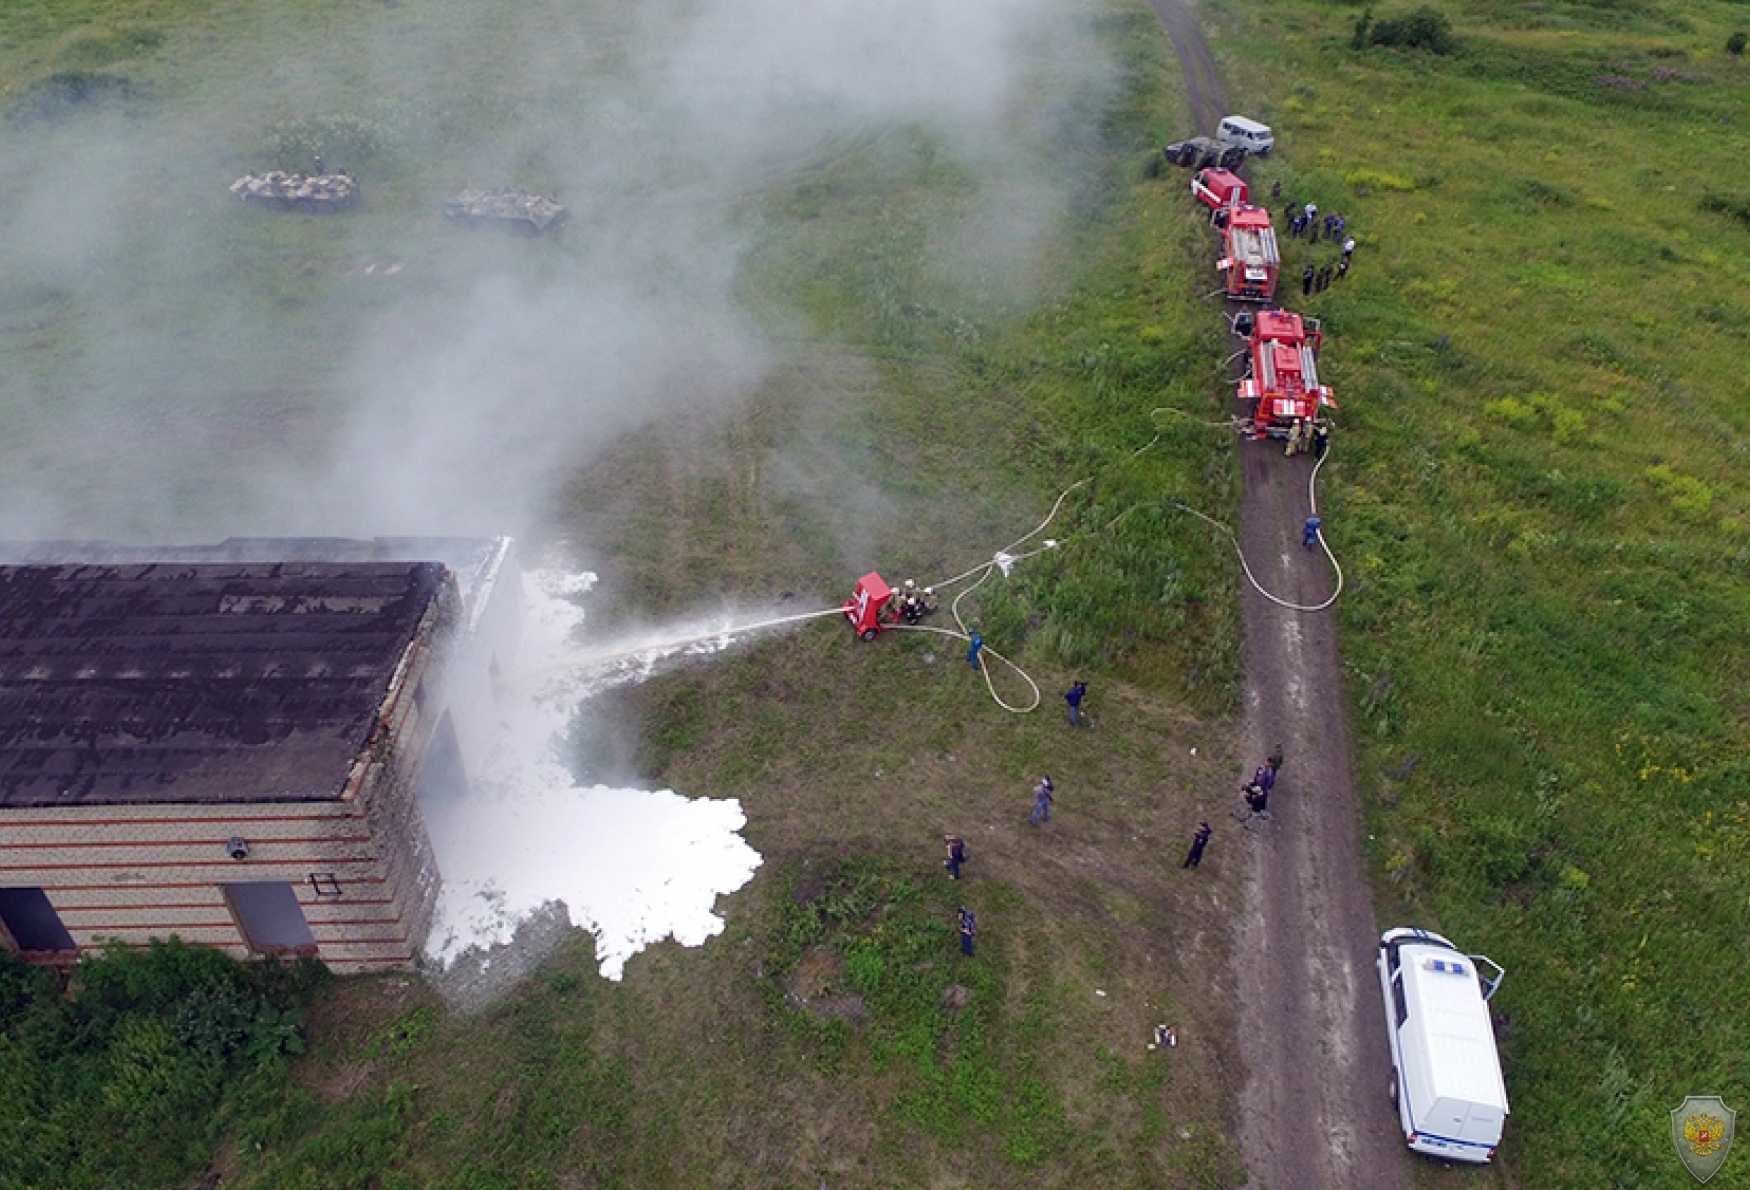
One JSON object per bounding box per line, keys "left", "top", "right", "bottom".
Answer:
{"left": 1728, "top": 32, "right": 1746, "bottom": 56}
{"left": 1370, "top": 7, "right": 1457, "bottom": 55}
{"left": 0, "top": 940, "right": 326, "bottom": 1190}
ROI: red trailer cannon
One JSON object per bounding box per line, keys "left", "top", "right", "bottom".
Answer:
{"left": 844, "top": 572, "right": 895, "bottom": 641}
{"left": 844, "top": 572, "right": 937, "bottom": 640}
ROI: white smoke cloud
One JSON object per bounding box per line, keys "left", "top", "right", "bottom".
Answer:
{"left": 0, "top": 0, "right": 1111, "bottom": 542}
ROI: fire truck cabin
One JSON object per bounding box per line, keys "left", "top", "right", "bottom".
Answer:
{"left": 1238, "top": 310, "right": 1336, "bottom": 438}
{"left": 1219, "top": 205, "right": 1279, "bottom": 302}
{"left": 1190, "top": 168, "right": 1248, "bottom": 212}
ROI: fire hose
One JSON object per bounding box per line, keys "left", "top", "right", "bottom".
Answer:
{"left": 1147, "top": 405, "right": 1345, "bottom": 613}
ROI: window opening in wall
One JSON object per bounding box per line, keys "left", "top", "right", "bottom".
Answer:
{"left": 0, "top": 887, "right": 77, "bottom": 952}
{"left": 223, "top": 882, "right": 317, "bottom": 953}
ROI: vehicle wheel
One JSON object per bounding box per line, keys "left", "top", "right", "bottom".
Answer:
{"left": 859, "top": 628, "right": 878, "bottom": 642}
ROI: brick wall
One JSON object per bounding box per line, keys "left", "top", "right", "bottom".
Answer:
{"left": 0, "top": 575, "right": 463, "bottom": 973}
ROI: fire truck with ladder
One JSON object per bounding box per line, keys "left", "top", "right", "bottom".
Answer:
{"left": 1237, "top": 309, "right": 1337, "bottom": 439}
{"left": 1215, "top": 204, "right": 1279, "bottom": 302}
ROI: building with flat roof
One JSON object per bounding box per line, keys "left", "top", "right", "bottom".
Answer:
{"left": 0, "top": 538, "right": 520, "bottom": 973}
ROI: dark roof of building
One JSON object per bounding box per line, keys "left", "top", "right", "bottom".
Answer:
{"left": 0, "top": 562, "right": 447, "bottom": 809}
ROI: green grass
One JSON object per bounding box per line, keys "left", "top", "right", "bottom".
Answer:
{"left": 1208, "top": 0, "right": 1750, "bottom": 1183}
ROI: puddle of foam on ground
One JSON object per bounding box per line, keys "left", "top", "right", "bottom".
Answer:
{"left": 421, "top": 569, "right": 763, "bottom": 980}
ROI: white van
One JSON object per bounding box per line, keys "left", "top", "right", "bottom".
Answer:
{"left": 1217, "top": 115, "right": 1274, "bottom": 156}
{"left": 1376, "top": 928, "right": 1509, "bottom": 1164}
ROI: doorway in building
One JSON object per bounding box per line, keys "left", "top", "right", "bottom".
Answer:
{"left": 223, "top": 882, "right": 317, "bottom": 953}
{"left": 414, "top": 710, "right": 471, "bottom": 810}
{"left": 0, "top": 887, "right": 77, "bottom": 953}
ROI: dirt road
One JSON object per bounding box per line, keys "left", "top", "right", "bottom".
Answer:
{"left": 1142, "top": 2, "right": 1415, "bottom": 1186}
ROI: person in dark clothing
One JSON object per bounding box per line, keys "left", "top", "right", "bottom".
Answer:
{"left": 1314, "top": 423, "right": 1331, "bottom": 458}
{"left": 1268, "top": 744, "right": 1284, "bottom": 776}
{"left": 1244, "top": 782, "right": 1269, "bottom": 816}
{"left": 944, "top": 835, "right": 967, "bottom": 880}
{"left": 1302, "top": 264, "right": 1315, "bottom": 297}
{"left": 1317, "top": 265, "right": 1333, "bottom": 292}
{"left": 1183, "top": 821, "right": 1213, "bottom": 868}
{"left": 1254, "top": 763, "right": 1275, "bottom": 794}
{"left": 1271, "top": 180, "right": 1282, "bottom": 200}
{"left": 1336, "top": 257, "right": 1349, "bottom": 282}
{"left": 958, "top": 906, "right": 977, "bottom": 957}
{"left": 1065, "top": 681, "right": 1087, "bottom": 726}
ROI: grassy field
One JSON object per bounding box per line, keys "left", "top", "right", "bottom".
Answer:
{"left": 0, "top": 0, "right": 1260, "bottom": 1187}
{"left": 7, "top": 0, "right": 1749, "bottom": 1184}
{"left": 1201, "top": 0, "right": 1750, "bottom": 1184}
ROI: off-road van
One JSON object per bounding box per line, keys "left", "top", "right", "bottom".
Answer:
{"left": 1376, "top": 927, "right": 1509, "bottom": 1164}
{"left": 1216, "top": 115, "right": 1274, "bottom": 156}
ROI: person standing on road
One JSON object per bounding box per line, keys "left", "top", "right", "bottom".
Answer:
{"left": 1244, "top": 781, "right": 1270, "bottom": 816}
{"left": 967, "top": 631, "right": 985, "bottom": 671}
{"left": 1315, "top": 422, "right": 1331, "bottom": 458}
{"left": 1268, "top": 743, "right": 1284, "bottom": 777}
{"left": 1029, "top": 776, "right": 1055, "bottom": 826}
{"left": 1285, "top": 418, "right": 1305, "bottom": 458}
{"left": 1183, "top": 821, "right": 1213, "bottom": 868}
{"left": 944, "top": 835, "right": 967, "bottom": 881}
{"left": 1064, "top": 680, "right": 1087, "bottom": 726}
{"left": 958, "top": 906, "right": 977, "bottom": 957}
{"left": 1254, "top": 763, "right": 1275, "bottom": 795}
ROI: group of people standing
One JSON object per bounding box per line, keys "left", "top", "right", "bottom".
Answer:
{"left": 1283, "top": 418, "right": 1329, "bottom": 459}
{"left": 1273, "top": 182, "right": 1357, "bottom": 298}
{"left": 1181, "top": 743, "right": 1285, "bottom": 868}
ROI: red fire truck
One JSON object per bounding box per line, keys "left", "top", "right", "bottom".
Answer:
{"left": 1190, "top": 168, "right": 1248, "bottom": 213}
{"left": 1237, "top": 309, "right": 1337, "bottom": 438}
{"left": 1216, "top": 205, "right": 1279, "bottom": 302}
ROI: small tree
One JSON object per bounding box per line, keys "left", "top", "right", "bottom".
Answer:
{"left": 1371, "top": 6, "right": 1457, "bottom": 55}
{"left": 1728, "top": 31, "right": 1747, "bottom": 56}
{"left": 1352, "top": 7, "right": 1375, "bottom": 50}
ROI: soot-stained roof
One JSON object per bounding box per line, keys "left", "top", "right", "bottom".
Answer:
{"left": 0, "top": 562, "right": 447, "bottom": 809}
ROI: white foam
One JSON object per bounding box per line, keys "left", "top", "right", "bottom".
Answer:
{"left": 421, "top": 569, "right": 763, "bottom": 980}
